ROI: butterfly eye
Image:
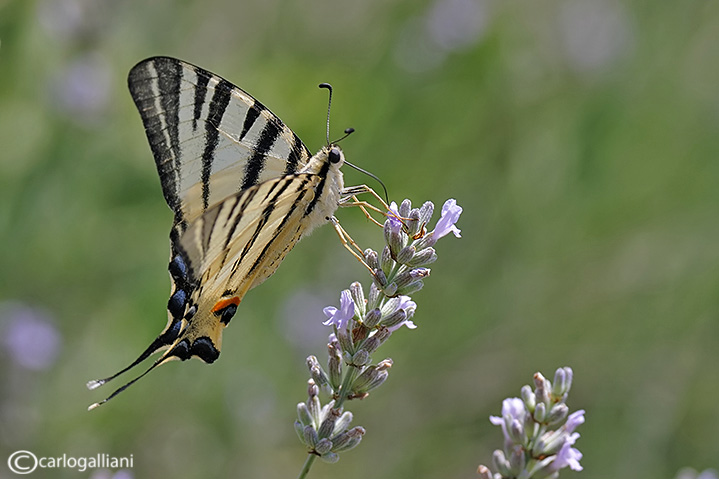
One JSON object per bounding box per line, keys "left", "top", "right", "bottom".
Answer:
{"left": 328, "top": 147, "right": 342, "bottom": 164}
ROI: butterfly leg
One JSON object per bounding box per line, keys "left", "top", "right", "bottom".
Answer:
{"left": 329, "top": 216, "right": 376, "bottom": 276}
{"left": 340, "top": 185, "right": 416, "bottom": 234}
{"left": 339, "top": 185, "right": 398, "bottom": 227}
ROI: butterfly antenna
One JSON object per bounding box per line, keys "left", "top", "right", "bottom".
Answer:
{"left": 345, "top": 160, "right": 390, "bottom": 205}
{"left": 319, "top": 82, "right": 333, "bottom": 145}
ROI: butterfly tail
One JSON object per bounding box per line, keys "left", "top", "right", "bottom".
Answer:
{"left": 86, "top": 318, "right": 183, "bottom": 391}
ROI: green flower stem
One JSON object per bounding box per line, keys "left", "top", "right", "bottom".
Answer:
{"left": 335, "top": 363, "right": 360, "bottom": 409}
{"left": 296, "top": 454, "right": 316, "bottom": 479}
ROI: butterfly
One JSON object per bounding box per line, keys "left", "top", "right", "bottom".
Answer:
{"left": 87, "top": 57, "right": 380, "bottom": 409}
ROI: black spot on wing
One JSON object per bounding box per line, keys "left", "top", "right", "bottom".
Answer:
{"left": 190, "top": 337, "right": 220, "bottom": 363}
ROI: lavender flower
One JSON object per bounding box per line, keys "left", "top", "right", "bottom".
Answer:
{"left": 479, "top": 367, "right": 584, "bottom": 479}
{"left": 295, "top": 198, "right": 462, "bottom": 477}
{"left": 433, "top": 199, "right": 463, "bottom": 239}
{"left": 322, "top": 290, "right": 355, "bottom": 330}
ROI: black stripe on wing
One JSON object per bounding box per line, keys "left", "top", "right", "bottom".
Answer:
{"left": 201, "top": 79, "right": 233, "bottom": 209}
{"left": 241, "top": 120, "right": 282, "bottom": 190}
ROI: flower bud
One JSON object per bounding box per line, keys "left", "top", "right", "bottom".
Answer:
{"left": 359, "top": 328, "right": 390, "bottom": 354}
{"left": 546, "top": 403, "right": 569, "bottom": 427}
{"left": 534, "top": 429, "right": 566, "bottom": 456}
{"left": 318, "top": 409, "right": 339, "bottom": 439}
{"left": 397, "top": 279, "right": 424, "bottom": 296}
{"left": 533, "top": 402, "right": 547, "bottom": 423}
{"left": 363, "top": 308, "right": 382, "bottom": 328}
{"left": 413, "top": 231, "right": 435, "bottom": 250}
{"left": 521, "top": 385, "right": 536, "bottom": 412}
{"left": 319, "top": 452, "right": 339, "bottom": 463}
{"left": 328, "top": 344, "right": 343, "bottom": 390}
{"left": 380, "top": 308, "right": 406, "bottom": 329}
{"left": 307, "top": 356, "right": 329, "bottom": 388}
{"left": 303, "top": 425, "right": 319, "bottom": 448}
{"left": 399, "top": 199, "right": 412, "bottom": 218}
{"left": 383, "top": 282, "right": 398, "bottom": 297}
{"left": 314, "top": 438, "right": 333, "bottom": 455}
{"left": 407, "top": 247, "right": 437, "bottom": 267}
{"left": 491, "top": 450, "right": 512, "bottom": 477}
{"left": 331, "top": 426, "right": 365, "bottom": 452}
{"left": 534, "top": 372, "right": 550, "bottom": 405}
{"left": 373, "top": 268, "right": 387, "bottom": 288}
{"left": 380, "top": 245, "right": 394, "bottom": 274}
{"left": 384, "top": 218, "right": 404, "bottom": 256}
{"left": 367, "top": 283, "right": 381, "bottom": 310}
{"left": 307, "top": 379, "right": 319, "bottom": 398}
{"left": 376, "top": 358, "right": 393, "bottom": 371}
{"left": 352, "top": 349, "right": 370, "bottom": 366}
{"left": 294, "top": 420, "right": 305, "bottom": 442}
{"left": 364, "top": 249, "right": 379, "bottom": 270}
{"left": 404, "top": 208, "right": 422, "bottom": 238}
{"left": 508, "top": 445, "right": 526, "bottom": 473}
{"left": 418, "top": 201, "right": 434, "bottom": 229}
{"left": 396, "top": 245, "right": 416, "bottom": 264}
{"left": 349, "top": 282, "right": 366, "bottom": 317}
{"left": 476, "top": 465, "right": 494, "bottom": 479}
{"left": 508, "top": 418, "right": 525, "bottom": 444}
{"left": 352, "top": 366, "right": 389, "bottom": 394}
{"left": 297, "top": 403, "right": 313, "bottom": 427}
{"left": 333, "top": 411, "right": 353, "bottom": 434}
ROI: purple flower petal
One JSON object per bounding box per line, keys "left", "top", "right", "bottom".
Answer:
{"left": 386, "top": 201, "right": 403, "bottom": 233}
{"left": 323, "top": 290, "right": 355, "bottom": 330}
{"left": 490, "top": 397, "right": 526, "bottom": 441}
{"left": 386, "top": 296, "right": 418, "bottom": 332}
{"left": 553, "top": 433, "right": 583, "bottom": 471}
{"left": 386, "top": 318, "right": 417, "bottom": 332}
{"left": 433, "top": 199, "right": 463, "bottom": 239}
{"left": 565, "top": 409, "right": 585, "bottom": 433}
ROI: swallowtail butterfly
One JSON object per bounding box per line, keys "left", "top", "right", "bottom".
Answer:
{"left": 88, "top": 57, "right": 372, "bottom": 409}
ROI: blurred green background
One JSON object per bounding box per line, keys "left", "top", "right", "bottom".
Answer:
{"left": 1, "top": 0, "right": 718, "bottom": 478}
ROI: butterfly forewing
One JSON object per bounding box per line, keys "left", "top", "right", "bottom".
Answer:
{"left": 128, "top": 56, "right": 312, "bottom": 227}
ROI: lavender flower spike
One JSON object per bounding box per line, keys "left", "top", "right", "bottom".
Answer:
{"left": 478, "top": 367, "right": 584, "bottom": 478}
{"left": 323, "top": 290, "right": 355, "bottom": 330}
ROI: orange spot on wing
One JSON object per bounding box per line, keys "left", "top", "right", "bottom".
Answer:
{"left": 211, "top": 296, "right": 241, "bottom": 313}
